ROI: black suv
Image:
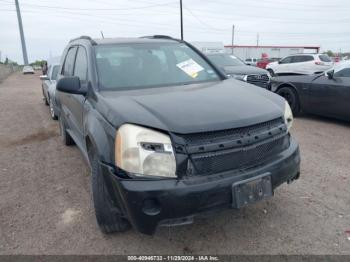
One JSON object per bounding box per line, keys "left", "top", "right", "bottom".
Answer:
{"left": 56, "top": 35, "right": 300, "bottom": 235}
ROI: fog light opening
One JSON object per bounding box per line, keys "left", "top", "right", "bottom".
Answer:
{"left": 142, "top": 198, "right": 161, "bottom": 216}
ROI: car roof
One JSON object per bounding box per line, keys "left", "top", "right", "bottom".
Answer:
{"left": 287, "top": 53, "right": 322, "bottom": 56}
{"left": 70, "top": 36, "right": 180, "bottom": 46}
{"left": 93, "top": 37, "right": 177, "bottom": 45}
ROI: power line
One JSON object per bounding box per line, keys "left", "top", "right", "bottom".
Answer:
{"left": 1, "top": 7, "right": 349, "bottom": 38}
{"left": 2, "top": 0, "right": 350, "bottom": 24}
{"left": 0, "top": 0, "right": 178, "bottom": 11}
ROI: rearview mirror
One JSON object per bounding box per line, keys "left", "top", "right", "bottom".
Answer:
{"left": 39, "top": 75, "right": 49, "bottom": 81}
{"left": 326, "top": 70, "right": 334, "bottom": 79}
{"left": 57, "top": 76, "right": 86, "bottom": 95}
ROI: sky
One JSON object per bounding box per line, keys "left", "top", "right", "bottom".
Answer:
{"left": 0, "top": 0, "right": 349, "bottom": 64}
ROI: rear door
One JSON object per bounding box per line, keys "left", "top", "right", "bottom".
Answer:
{"left": 59, "top": 46, "right": 78, "bottom": 135}
{"left": 291, "top": 55, "right": 314, "bottom": 74}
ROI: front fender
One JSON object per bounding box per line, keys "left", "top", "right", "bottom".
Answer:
{"left": 84, "top": 102, "right": 116, "bottom": 165}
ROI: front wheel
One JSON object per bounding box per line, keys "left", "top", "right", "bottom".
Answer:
{"left": 276, "top": 86, "right": 300, "bottom": 116}
{"left": 89, "top": 147, "right": 130, "bottom": 234}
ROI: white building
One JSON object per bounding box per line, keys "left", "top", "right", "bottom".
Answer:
{"left": 224, "top": 45, "right": 320, "bottom": 60}
{"left": 191, "top": 42, "right": 225, "bottom": 54}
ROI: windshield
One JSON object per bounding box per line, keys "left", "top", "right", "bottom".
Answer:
{"left": 94, "top": 42, "right": 220, "bottom": 90}
{"left": 208, "top": 54, "right": 245, "bottom": 67}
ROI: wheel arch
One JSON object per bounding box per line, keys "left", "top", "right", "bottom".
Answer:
{"left": 84, "top": 109, "right": 115, "bottom": 165}
{"left": 275, "top": 82, "right": 302, "bottom": 114}
{"left": 275, "top": 82, "right": 300, "bottom": 98}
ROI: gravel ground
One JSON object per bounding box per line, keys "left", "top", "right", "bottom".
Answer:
{"left": 0, "top": 72, "right": 349, "bottom": 255}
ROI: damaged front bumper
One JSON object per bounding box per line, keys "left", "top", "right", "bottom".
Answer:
{"left": 100, "top": 137, "right": 300, "bottom": 235}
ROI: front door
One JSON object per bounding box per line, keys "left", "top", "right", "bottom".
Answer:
{"left": 308, "top": 70, "right": 350, "bottom": 119}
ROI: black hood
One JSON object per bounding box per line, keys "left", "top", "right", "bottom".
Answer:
{"left": 222, "top": 65, "right": 268, "bottom": 75}
{"left": 98, "top": 79, "right": 285, "bottom": 134}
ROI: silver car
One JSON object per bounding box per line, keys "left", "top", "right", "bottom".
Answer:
{"left": 22, "top": 65, "right": 35, "bottom": 74}
{"left": 40, "top": 64, "right": 60, "bottom": 120}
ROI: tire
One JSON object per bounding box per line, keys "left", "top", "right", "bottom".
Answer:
{"left": 88, "top": 146, "right": 130, "bottom": 234}
{"left": 59, "top": 116, "right": 75, "bottom": 146}
{"left": 276, "top": 86, "right": 300, "bottom": 116}
{"left": 267, "top": 69, "right": 275, "bottom": 77}
{"left": 49, "top": 97, "right": 58, "bottom": 120}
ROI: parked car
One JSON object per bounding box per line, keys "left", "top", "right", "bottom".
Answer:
{"left": 56, "top": 35, "right": 300, "bottom": 235}
{"left": 266, "top": 54, "right": 333, "bottom": 76}
{"left": 40, "top": 64, "right": 60, "bottom": 120}
{"left": 245, "top": 57, "right": 258, "bottom": 66}
{"left": 270, "top": 61, "right": 350, "bottom": 121}
{"left": 22, "top": 65, "right": 35, "bottom": 74}
{"left": 207, "top": 53, "right": 270, "bottom": 88}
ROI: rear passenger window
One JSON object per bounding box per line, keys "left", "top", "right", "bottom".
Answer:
{"left": 62, "top": 47, "right": 77, "bottom": 76}
{"left": 74, "top": 47, "right": 88, "bottom": 81}
{"left": 292, "top": 55, "right": 314, "bottom": 63}
{"left": 303, "top": 56, "right": 314, "bottom": 62}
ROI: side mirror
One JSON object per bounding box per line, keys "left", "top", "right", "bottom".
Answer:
{"left": 57, "top": 76, "right": 86, "bottom": 95}
{"left": 326, "top": 70, "right": 334, "bottom": 79}
{"left": 40, "top": 75, "right": 49, "bottom": 80}
{"left": 278, "top": 60, "right": 281, "bottom": 64}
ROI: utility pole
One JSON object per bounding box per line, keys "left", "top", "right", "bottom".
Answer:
{"left": 15, "top": 0, "right": 29, "bottom": 65}
{"left": 231, "top": 24, "right": 235, "bottom": 54}
{"left": 180, "top": 0, "right": 183, "bottom": 40}
{"left": 256, "top": 33, "right": 259, "bottom": 46}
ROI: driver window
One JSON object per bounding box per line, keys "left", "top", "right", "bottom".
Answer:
{"left": 334, "top": 68, "right": 350, "bottom": 77}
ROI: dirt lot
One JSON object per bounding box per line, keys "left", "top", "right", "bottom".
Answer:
{"left": 0, "top": 72, "right": 349, "bottom": 255}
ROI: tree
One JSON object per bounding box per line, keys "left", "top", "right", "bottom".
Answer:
{"left": 323, "top": 50, "right": 334, "bottom": 57}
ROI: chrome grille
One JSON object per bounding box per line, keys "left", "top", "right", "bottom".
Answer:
{"left": 246, "top": 74, "right": 270, "bottom": 87}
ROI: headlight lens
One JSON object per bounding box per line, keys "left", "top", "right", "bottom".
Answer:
{"left": 228, "top": 74, "right": 247, "bottom": 81}
{"left": 115, "top": 124, "right": 176, "bottom": 178}
{"left": 284, "top": 101, "right": 293, "bottom": 131}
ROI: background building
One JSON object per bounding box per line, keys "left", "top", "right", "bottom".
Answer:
{"left": 225, "top": 45, "right": 320, "bottom": 60}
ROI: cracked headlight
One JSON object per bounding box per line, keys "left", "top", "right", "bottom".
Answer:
{"left": 284, "top": 101, "right": 293, "bottom": 131}
{"left": 115, "top": 124, "right": 176, "bottom": 178}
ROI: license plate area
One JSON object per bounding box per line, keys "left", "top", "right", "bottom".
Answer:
{"left": 232, "top": 173, "right": 273, "bottom": 208}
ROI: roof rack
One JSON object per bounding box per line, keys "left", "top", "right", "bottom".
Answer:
{"left": 140, "top": 35, "right": 181, "bottom": 41}
{"left": 69, "top": 35, "right": 97, "bottom": 45}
